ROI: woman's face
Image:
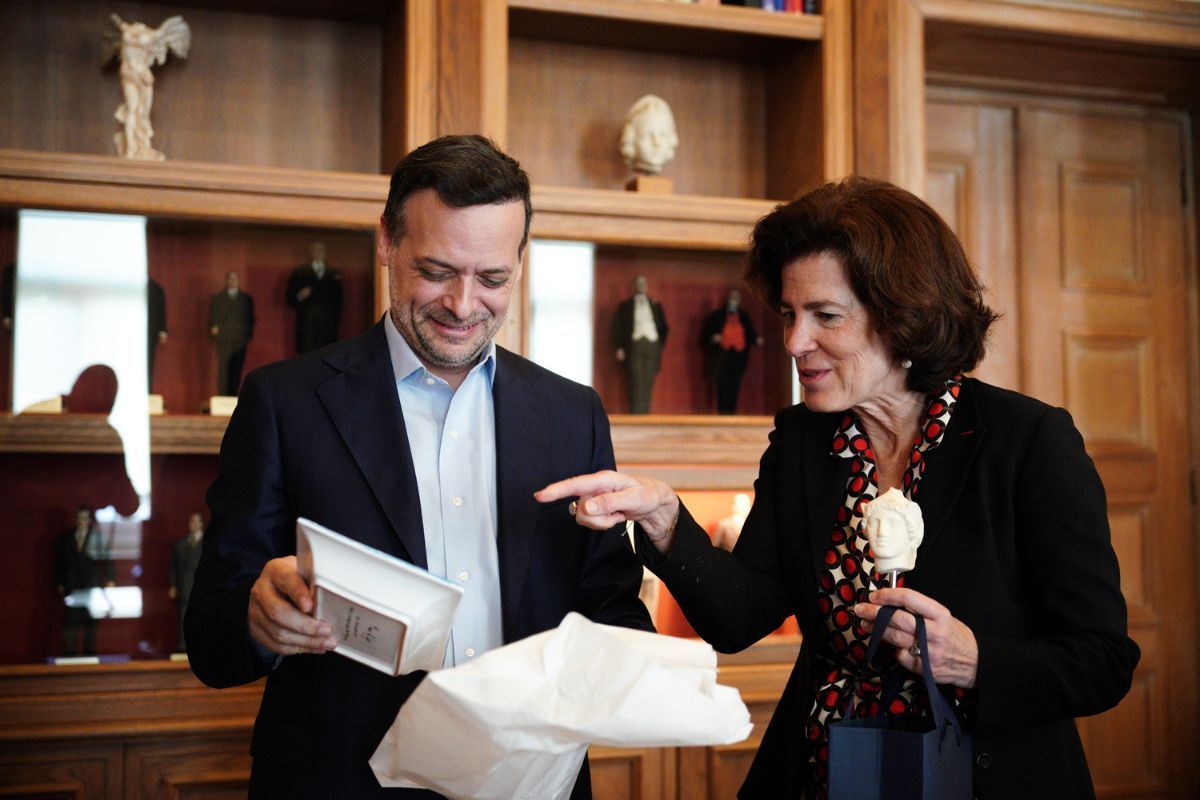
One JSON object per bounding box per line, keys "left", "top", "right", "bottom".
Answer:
{"left": 780, "top": 252, "right": 907, "bottom": 414}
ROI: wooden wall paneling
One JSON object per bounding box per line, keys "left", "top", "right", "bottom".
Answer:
{"left": 0, "top": 741, "right": 121, "bottom": 799}
{"left": 821, "top": 0, "right": 854, "bottom": 183}
{"left": 924, "top": 92, "right": 1019, "bottom": 390}
{"left": 507, "top": 37, "right": 767, "bottom": 199}
{"left": 765, "top": 43, "right": 823, "bottom": 200}
{"left": 0, "top": 1, "right": 383, "bottom": 173}
{"left": 124, "top": 733, "right": 251, "bottom": 800}
{"left": 381, "top": 0, "right": 433, "bottom": 172}
{"left": 851, "top": 0, "right": 926, "bottom": 193}
{"left": 435, "top": 0, "right": 507, "bottom": 142}
{"left": 590, "top": 745, "right": 671, "bottom": 800}
{"left": 1016, "top": 104, "right": 1195, "bottom": 799}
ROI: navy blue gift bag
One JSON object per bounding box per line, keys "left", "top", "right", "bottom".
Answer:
{"left": 828, "top": 608, "right": 972, "bottom": 800}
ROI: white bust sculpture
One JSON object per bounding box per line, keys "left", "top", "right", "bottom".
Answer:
{"left": 711, "top": 492, "right": 752, "bottom": 551}
{"left": 620, "top": 94, "right": 679, "bottom": 175}
{"left": 104, "top": 14, "right": 192, "bottom": 161}
{"left": 862, "top": 487, "right": 924, "bottom": 575}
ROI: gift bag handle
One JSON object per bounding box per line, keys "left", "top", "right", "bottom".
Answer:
{"left": 866, "top": 605, "right": 964, "bottom": 749}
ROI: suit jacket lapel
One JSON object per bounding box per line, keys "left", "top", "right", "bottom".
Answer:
{"left": 315, "top": 322, "right": 427, "bottom": 567}
{"left": 491, "top": 350, "right": 542, "bottom": 642}
{"left": 910, "top": 381, "right": 985, "bottom": 576}
{"left": 800, "top": 411, "right": 853, "bottom": 591}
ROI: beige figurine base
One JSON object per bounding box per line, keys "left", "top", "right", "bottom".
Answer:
{"left": 205, "top": 395, "right": 238, "bottom": 416}
{"left": 625, "top": 175, "right": 673, "bottom": 194}
{"left": 148, "top": 394, "right": 164, "bottom": 415}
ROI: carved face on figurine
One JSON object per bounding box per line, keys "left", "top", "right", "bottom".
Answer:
{"left": 309, "top": 241, "right": 326, "bottom": 264}
{"left": 380, "top": 188, "right": 525, "bottom": 387}
{"left": 225, "top": 271, "right": 240, "bottom": 292}
{"left": 727, "top": 289, "right": 741, "bottom": 312}
{"left": 633, "top": 275, "right": 648, "bottom": 296}
{"left": 862, "top": 487, "right": 924, "bottom": 574}
{"left": 187, "top": 513, "right": 204, "bottom": 535}
{"left": 620, "top": 95, "right": 679, "bottom": 175}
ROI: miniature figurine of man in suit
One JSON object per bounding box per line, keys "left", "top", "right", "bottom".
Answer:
{"left": 286, "top": 241, "right": 342, "bottom": 354}
{"left": 169, "top": 512, "right": 204, "bottom": 651}
{"left": 612, "top": 275, "right": 668, "bottom": 414}
{"left": 53, "top": 507, "right": 115, "bottom": 656}
{"left": 209, "top": 270, "right": 255, "bottom": 396}
{"left": 701, "top": 289, "right": 761, "bottom": 414}
{"left": 147, "top": 277, "right": 167, "bottom": 390}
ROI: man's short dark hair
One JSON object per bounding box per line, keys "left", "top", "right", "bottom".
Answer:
{"left": 382, "top": 135, "right": 533, "bottom": 255}
{"left": 745, "top": 176, "right": 998, "bottom": 395}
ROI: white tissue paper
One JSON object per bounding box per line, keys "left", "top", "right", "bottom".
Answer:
{"left": 369, "top": 612, "right": 753, "bottom": 800}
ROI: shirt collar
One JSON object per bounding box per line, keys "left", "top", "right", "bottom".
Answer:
{"left": 383, "top": 311, "right": 496, "bottom": 388}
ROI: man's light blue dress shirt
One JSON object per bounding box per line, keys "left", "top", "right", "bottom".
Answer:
{"left": 384, "top": 313, "right": 503, "bottom": 667}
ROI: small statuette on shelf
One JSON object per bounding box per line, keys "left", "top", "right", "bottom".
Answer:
{"left": 621, "top": 94, "right": 678, "bottom": 193}
{"left": 206, "top": 395, "right": 238, "bottom": 416}
{"left": 103, "top": 13, "right": 192, "bottom": 161}
{"left": 148, "top": 394, "right": 164, "bottom": 415}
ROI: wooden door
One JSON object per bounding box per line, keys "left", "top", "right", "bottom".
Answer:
{"left": 927, "top": 94, "right": 1198, "bottom": 799}
{"left": 1018, "top": 106, "right": 1195, "bottom": 799}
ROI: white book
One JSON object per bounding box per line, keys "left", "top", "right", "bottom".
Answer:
{"left": 295, "top": 517, "right": 464, "bottom": 676}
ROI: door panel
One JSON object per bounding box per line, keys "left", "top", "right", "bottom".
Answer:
{"left": 1018, "top": 106, "right": 1194, "bottom": 799}
{"left": 928, "top": 95, "right": 1197, "bottom": 799}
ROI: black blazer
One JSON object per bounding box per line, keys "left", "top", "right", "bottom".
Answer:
{"left": 639, "top": 379, "right": 1139, "bottom": 799}
{"left": 186, "top": 320, "right": 652, "bottom": 799}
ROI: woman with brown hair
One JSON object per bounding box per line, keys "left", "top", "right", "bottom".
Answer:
{"left": 539, "top": 176, "right": 1139, "bottom": 798}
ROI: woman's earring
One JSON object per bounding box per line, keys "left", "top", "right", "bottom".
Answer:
{"left": 901, "top": 358, "right": 912, "bottom": 369}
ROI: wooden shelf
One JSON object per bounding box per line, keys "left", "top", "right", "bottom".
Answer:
{"left": 0, "top": 150, "right": 386, "bottom": 229}
{"left": 0, "top": 412, "right": 774, "bottom": 488}
{"left": 510, "top": 0, "right": 823, "bottom": 58}
{"left": 531, "top": 185, "right": 773, "bottom": 250}
{"left": 0, "top": 413, "right": 228, "bottom": 455}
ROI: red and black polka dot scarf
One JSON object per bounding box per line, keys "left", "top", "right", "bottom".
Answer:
{"left": 805, "top": 377, "right": 962, "bottom": 797}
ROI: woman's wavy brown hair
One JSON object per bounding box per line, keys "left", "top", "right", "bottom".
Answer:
{"left": 745, "top": 176, "right": 998, "bottom": 395}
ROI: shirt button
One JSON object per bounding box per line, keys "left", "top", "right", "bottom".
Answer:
{"left": 465, "top": 647, "right": 475, "bottom": 658}
{"left": 449, "top": 429, "right": 459, "bottom": 439}
{"left": 452, "top": 496, "right": 463, "bottom": 507}
{"left": 457, "top": 570, "right": 469, "bottom": 581}
{"left": 425, "top": 377, "right": 435, "bottom": 385}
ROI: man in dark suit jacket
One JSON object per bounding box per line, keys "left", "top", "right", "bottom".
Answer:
{"left": 185, "top": 135, "right": 651, "bottom": 799}
{"left": 700, "top": 289, "right": 759, "bottom": 414}
{"left": 169, "top": 512, "right": 204, "bottom": 651}
{"left": 286, "top": 241, "right": 343, "bottom": 354}
{"left": 54, "top": 506, "right": 115, "bottom": 656}
{"left": 147, "top": 277, "right": 167, "bottom": 390}
{"left": 611, "top": 275, "right": 668, "bottom": 414}
{"left": 208, "top": 270, "right": 255, "bottom": 396}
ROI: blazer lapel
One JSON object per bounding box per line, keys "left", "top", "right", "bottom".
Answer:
{"left": 800, "top": 412, "right": 853, "bottom": 591}
{"left": 910, "top": 381, "right": 985, "bottom": 573}
{"left": 315, "top": 322, "right": 427, "bottom": 568}
{"left": 491, "top": 351, "right": 542, "bottom": 642}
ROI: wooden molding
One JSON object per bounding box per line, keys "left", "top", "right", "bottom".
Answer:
{"left": 914, "top": 0, "right": 1200, "bottom": 49}
{"left": 0, "top": 150, "right": 386, "bottom": 228}
{"left": 531, "top": 186, "right": 773, "bottom": 250}
{"left": 509, "top": 0, "right": 823, "bottom": 42}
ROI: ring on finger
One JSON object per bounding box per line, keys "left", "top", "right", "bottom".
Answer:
{"left": 908, "top": 643, "right": 921, "bottom": 658}
{"left": 569, "top": 500, "right": 578, "bottom": 516}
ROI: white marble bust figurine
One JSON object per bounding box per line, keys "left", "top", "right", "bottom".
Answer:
{"left": 620, "top": 94, "right": 679, "bottom": 175}
{"left": 862, "top": 487, "right": 924, "bottom": 574}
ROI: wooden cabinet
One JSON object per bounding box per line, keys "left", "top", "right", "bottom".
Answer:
{"left": 0, "top": 0, "right": 844, "bottom": 797}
